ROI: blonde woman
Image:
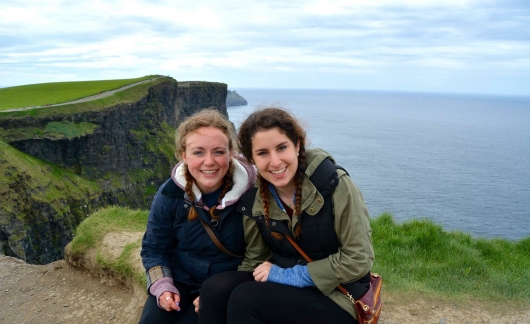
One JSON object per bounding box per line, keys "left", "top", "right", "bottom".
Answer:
{"left": 139, "top": 109, "right": 255, "bottom": 324}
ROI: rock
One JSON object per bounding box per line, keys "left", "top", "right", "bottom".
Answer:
{"left": 226, "top": 90, "right": 248, "bottom": 107}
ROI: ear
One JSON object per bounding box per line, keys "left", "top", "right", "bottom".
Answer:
{"left": 181, "top": 151, "right": 187, "bottom": 163}
{"left": 296, "top": 140, "right": 300, "bottom": 153}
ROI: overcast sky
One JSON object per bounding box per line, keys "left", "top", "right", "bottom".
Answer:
{"left": 1, "top": 0, "right": 529, "bottom": 96}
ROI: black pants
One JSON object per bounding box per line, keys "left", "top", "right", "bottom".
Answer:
{"left": 138, "top": 281, "right": 199, "bottom": 324}
{"left": 198, "top": 271, "right": 356, "bottom": 324}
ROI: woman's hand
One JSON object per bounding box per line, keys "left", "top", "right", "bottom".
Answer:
{"left": 159, "top": 292, "right": 181, "bottom": 312}
{"left": 253, "top": 261, "right": 273, "bottom": 282}
{"left": 193, "top": 296, "right": 200, "bottom": 313}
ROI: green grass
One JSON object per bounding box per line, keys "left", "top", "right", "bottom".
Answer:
{"left": 70, "top": 207, "right": 147, "bottom": 254}
{"left": 69, "top": 209, "right": 530, "bottom": 302}
{"left": 70, "top": 206, "right": 149, "bottom": 286}
{"left": 371, "top": 213, "right": 530, "bottom": 302}
{"left": 0, "top": 75, "right": 158, "bottom": 110}
{"left": 0, "top": 77, "right": 173, "bottom": 121}
{"left": 0, "top": 138, "right": 101, "bottom": 206}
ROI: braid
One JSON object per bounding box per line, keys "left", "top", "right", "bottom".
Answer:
{"left": 183, "top": 165, "right": 199, "bottom": 221}
{"left": 259, "top": 174, "right": 284, "bottom": 240}
{"left": 258, "top": 175, "right": 270, "bottom": 226}
{"left": 293, "top": 147, "right": 306, "bottom": 238}
{"left": 209, "top": 161, "right": 234, "bottom": 220}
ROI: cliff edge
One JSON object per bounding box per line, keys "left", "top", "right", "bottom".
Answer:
{"left": 0, "top": 78, "right": 228, "bottom": 264}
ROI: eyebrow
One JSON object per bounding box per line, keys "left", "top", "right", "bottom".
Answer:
{"left": 189, "top": 146, "right": 227, "bottom": 151}
{"left": 253, "top": 141, "right": 290, "bottom": 153}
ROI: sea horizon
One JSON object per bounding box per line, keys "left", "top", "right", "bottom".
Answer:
{"left": 228, "top": 88, "right": 530, "bottom": 241}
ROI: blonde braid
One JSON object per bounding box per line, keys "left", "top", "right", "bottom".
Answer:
{"left": 209, "top": 162, "right": 234, "bottom": 220}
{"left": 183, "top": 165, "right": 199, "bottom": 221}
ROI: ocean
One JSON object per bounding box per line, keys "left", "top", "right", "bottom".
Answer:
{"left": 227, "top": 89, "right": 530, "bottom": 241}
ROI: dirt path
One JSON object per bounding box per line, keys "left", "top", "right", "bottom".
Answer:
{"left": 1, "top": 77, "right": 161, "bottom": 113}
{"left": 1, "top": 255, "right": 528, "bottom": 323}
{"left": 0, "top": 255, "right": 143, "bottom": 324}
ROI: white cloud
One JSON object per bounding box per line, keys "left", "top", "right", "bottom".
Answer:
{"left": 0, "top": 0, "right": 529, "bottom": 95}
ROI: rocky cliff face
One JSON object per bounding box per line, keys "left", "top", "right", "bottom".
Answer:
{"left": 0, "top": 78, "right": 228, "bottom": 264}
{"left": 226, "top": 90, "right": 248, "bottom": 107}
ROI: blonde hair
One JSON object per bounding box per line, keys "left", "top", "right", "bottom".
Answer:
{"left": 175, "top": 109, "right": 236, "bottom": 160}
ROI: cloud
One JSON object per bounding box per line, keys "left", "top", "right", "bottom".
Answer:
{"left": 0, "top": 0, "right": 529, "bottom": 95}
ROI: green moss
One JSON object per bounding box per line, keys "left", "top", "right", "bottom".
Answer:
{"left": 42, "top": 121, "right": 98, "bottom": 140}
{"left": 130, "top": 121, "right": 176, "bottom": 162}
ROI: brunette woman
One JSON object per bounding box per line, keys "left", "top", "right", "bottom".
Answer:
{"left": 198, "top": 107, "right": 374, "bottom": 324}
{"left": 138, "top": 109, "right": 255, "bottom": 324}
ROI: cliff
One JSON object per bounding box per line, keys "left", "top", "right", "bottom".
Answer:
{"left": 0, "top": 77, "right": 228, "bottom": 264}
{"left": 226, "top": 90, "right": 248, "bottom": 107}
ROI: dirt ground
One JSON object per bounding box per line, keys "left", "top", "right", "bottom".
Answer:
{"left": 1, "top": 254, "right": 529, "bottom": 324}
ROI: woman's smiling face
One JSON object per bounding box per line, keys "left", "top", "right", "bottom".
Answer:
{"left": 182, "top": 126, "right": 231, "bottom": 194}
{"left": 251, "top": 127, "right": 299, "bottom": 193}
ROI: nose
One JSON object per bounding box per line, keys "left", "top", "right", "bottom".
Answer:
{"left": 270, "top": 152, "right": 281, "bottom": 167}
{"left": 204, "top": 153, "right": 215, "bottom": 165}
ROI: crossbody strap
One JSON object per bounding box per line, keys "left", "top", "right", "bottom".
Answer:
{"left": 284, "top": 234, "right": 351, "bottom": 297}
{"left": 200, "top": 219, "right": 243, "bottom": 258}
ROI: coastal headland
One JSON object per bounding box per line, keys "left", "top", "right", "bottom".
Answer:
{"left": 0, "top": 77, "right": 527, "bottom": 323}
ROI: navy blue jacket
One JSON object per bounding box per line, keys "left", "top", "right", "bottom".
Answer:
{"left": 141, "top": 157, "right": 255, "bottom": 292}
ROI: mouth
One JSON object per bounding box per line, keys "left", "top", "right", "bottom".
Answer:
{"left": 201, "top": 170, "right": 218, "bottom": 175}
{"left": 269, "top": 167, "right": 287, "bottom": 176}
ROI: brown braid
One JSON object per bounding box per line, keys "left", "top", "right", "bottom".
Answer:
{"left": 293, "top": 147, "right": 306, "bottom": 237}
{"left": 258, "top": 175, "right": 270, "bottom": 226}
{"left": 258, "top": 174, "right": 283, "bottom": 240}
{"left": 183, "top": 165, "right": 199, "bottom": 221}
{"left": 208, "top": 161, "right": 234, "bottom": 220}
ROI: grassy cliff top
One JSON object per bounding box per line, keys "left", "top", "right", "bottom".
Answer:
{"left": 0, "top": 77, "right": 174, "bottom": 120}
{"left": 0, "top": 75, "right": 159, "bottom": 110}
{"left": 67, "top": 208, "right": 530, "bottom": 303}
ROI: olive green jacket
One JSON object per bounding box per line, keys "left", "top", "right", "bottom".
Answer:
{"left": 238, "top": 148, "right": 375, "bottom": 318}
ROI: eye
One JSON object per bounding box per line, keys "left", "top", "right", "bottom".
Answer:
{"left": 255, "top": 151, "right": 267, "bottom": 156}
{"left": 192, "top": 150, "right": 204, "bottom": 156}
{"left": 213, "top": 150, "right": 226, "bottom": 156}
{"left": 278, "top": 145, "right": 287, "bottom": 151}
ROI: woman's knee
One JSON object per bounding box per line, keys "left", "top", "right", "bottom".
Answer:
{"left": 201, "top": 271, "right": 253, "bottom": 301}
{"left": 227, "top": 281, "right": 264, "bottom": 309}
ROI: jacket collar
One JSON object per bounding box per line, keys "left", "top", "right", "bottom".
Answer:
{"left": 171, "top": 153, "right": 256, "bottom": 209}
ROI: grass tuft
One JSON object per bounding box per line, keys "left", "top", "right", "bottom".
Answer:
{"left": 70, "top": 206, "right": 147, "bottom": 254}
{"left": 371, "top": 213, "right": 530, "bottom": 301}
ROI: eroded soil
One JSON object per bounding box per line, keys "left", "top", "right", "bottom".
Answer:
{"left": 1, "top": 255, "right": 528, "bottom": 324}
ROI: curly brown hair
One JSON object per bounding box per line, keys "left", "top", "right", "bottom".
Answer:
{"left": 237, "top": 107, "right": 307, "bottom": 237}
{"left": 176, "top": 109, "right": 236, "bottom": 221}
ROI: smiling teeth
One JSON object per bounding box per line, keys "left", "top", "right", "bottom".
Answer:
{"left": 202, "top": 170, "right": 216, "bottom": 174}
{"left": 271, "top": 168, "right": 286, "bottom": 174}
